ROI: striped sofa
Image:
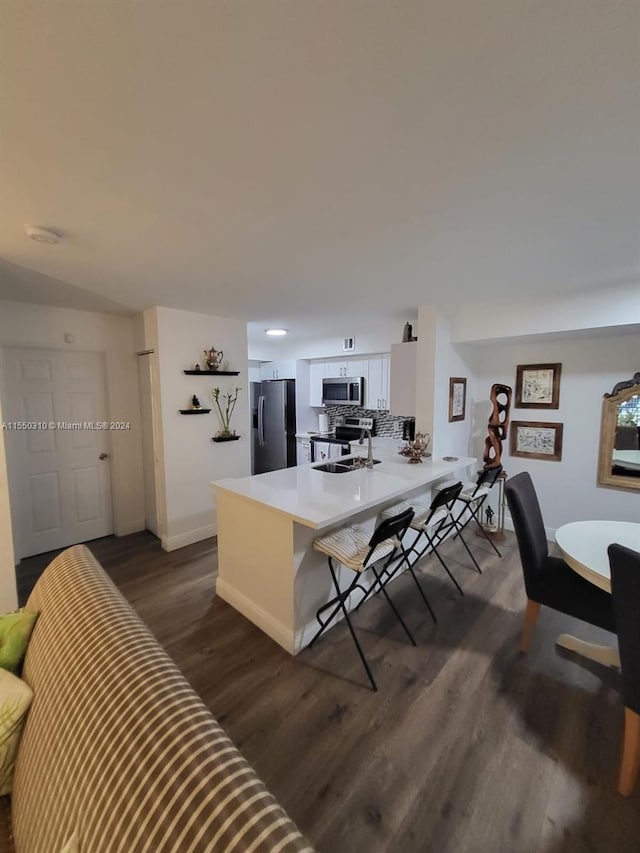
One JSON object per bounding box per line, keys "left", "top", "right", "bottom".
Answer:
{"left": 1, "top": 545, "right": 313, "bottom": 852}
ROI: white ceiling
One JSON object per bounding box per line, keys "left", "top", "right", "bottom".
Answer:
{"left": 1, "top": 1, "right": 639, "bottom": 349}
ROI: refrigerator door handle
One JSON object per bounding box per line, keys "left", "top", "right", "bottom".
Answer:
{"left": 258, "top": 395, "right": 265, "bottom": 446}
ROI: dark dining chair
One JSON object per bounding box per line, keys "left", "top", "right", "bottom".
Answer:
{"left": 608, "top": 543, "right": 640, "bottom": 797}
{"left": 504, "top": 472, "right": 615, "bottom": 652}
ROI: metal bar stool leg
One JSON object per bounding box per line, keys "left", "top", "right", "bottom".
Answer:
{"left": 369, "top": 564, "right": 416, "bottom": 646}
{"left": 326, "top": 557, "right": 378, "bottom": 691}
{"left": 411, "top": 521, "right": 465, "bottom": 596}
{"left": 451, "top": 467, "right": 505, "bottom": 565}
{"left": 423, "top": 530, "right": 465, "bottom": 595}
{"left": 309, "top": 569, "right": 364, "bottom": 647}
{"left": 354, "top": 542, "right": 413, "bottom": 611}
{"left": 453, "top": 526, "right": 483, "bottom": 574}
{"left": 469, "top": 504, "right": 502, "bottom": 557}
{"left": 311, "top": 576, "right": 368, "bottom": 640}
{"left": 404, "top": 563, "right": 437, "bottom": 622}
{"left": 354, "top": 560, "right": 398, "bottom": 611}
{"left": 388, "top": 536, "right": 439, "bottom": 621}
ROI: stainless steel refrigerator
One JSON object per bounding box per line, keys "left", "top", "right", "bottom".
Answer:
{"left": 251, "top": 380, "right": 297, "bottom": 474}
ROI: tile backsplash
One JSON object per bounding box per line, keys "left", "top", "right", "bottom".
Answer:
{"left": 324, "top": 406, "right": 414, "bottom": 438}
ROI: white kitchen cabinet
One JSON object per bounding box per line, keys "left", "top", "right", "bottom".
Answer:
{"left": 259, "top": 359, "right": 296, "bottom": 381}
{"left": 390, "top": 342, "right": 417, "bottom": 416}
{"left": 323, "top": 359, "right": 368, "bottom": 379}
{"left": 296, "top": 438, "right": 312, "bottom": 465}
{"left": 277, "top": 359, "right": 296, "bottom": 379}
{"left": 345, "top": 359, "right": 368, "bottom": 380}
{"left": 309, "top": 362, "right": 325, "bottom": 406}
{"left": 365, "top": 354, "right": 390, "bottom": 410}
{"left": 309, "top": 358, "right": 368, "bottom": 405}
{"left": 323, "top": 360, "right": 346, "bottom": 379}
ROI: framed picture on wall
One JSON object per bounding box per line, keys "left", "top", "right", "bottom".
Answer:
{"left": 515, "top": 363, "right": 561, "bottom": 409}
{"left": 449, "top": 377, "right": 467, "bottom": 422}
{"left": 510, "top": 420, "right": 563, "bottom": 462}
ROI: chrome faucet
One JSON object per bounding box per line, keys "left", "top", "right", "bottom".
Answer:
{"left": 359, "top": 428, "right": 374, "bottom": 470}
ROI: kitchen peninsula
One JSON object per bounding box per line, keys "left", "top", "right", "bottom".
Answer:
{"left": 213, "top": 450, "right": 476, "bottom": 654}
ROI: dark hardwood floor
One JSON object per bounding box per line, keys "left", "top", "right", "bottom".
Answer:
{"left": 17, "top": 531, "right": 640, "bottom": 852}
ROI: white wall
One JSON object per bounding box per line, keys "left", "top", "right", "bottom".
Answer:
{"left": 0, "top": 395, "right": 18, "bottom": 610}
{"left": 248, "top": 316, "right": 416, "bottom": 361}
{"left": 0, "top": 301, "right": 145, "bottom": 539}
{"left": 415, "top": 306, "right": 476, "bottom": 460}
{"left": 471, "top": 333, "right": 640, "bottom": 532}
{"left": 146, "top": 307, "right": 251, "bottom": 550}
{"left": 452, "top": 281, "right": 640, "bottom": 343}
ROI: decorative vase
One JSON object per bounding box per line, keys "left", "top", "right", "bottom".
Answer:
{"left": 398, "top": 431, "right": 431, "bottom": 463}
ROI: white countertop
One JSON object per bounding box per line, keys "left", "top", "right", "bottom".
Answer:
{"left": 215, "top": 454, "right": 477, "bottom": 530}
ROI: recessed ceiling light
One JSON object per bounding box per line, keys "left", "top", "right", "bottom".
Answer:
{"left": 265, "top": 329, "right": 287, "bottom": 336}
{"left": 25, "top": 225, "right": 61, "bottom": 244}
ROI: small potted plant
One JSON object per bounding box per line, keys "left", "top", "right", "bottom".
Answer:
{"left": 211, "top": 386, "right": 241, "bottom": 440}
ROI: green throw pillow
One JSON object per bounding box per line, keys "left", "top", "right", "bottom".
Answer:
{"left": 0, "top": 610, "right": 39, "bottom": 673}
{"left": 0, "top": 668, "right": 33, "bottom": 795}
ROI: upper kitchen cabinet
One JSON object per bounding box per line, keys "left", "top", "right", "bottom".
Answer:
{"left": 259, "top": 359, "right": 296, "bottom": 381}
{"left": 309, "top": 358, "right": 368, "bottom": 406}
{"left": 323, "top": 359, "right": 368, "bottom": 379}
{"left": 365, "top": 354, "right": 390, "bottom": 410}
{"left": 309, "top": 362, "right": 325, "bottom": 406}
{"left": 390, "top": 342, "right": 417, "bottom": 416}
{"left": 324, "top": 360, "right": 347, "bottom": 379}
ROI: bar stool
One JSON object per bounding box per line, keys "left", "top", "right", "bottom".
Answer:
{"left": 354, "top": 495, "right": 443, "bottom": 614}
{"left": 309, "top": 508, "right": 417, "bottom": 691}
{"left": 450, "top": 465, "right": 503, "bottom": 572}
{"left": 380, "top": 481, "right": 468, "bottom": 597}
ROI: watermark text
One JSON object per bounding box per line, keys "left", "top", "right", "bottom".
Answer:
{"left": 2, "top": 421, "right": 131, "bottom": 431}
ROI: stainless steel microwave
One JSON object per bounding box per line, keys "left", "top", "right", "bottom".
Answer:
{"left": 322, "top": 377, "right": 364, "bottom": 406}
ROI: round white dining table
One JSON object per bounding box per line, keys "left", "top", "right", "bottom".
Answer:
{"left": 553, "top": 520, "right": 640, "bottom": 666}
{"left": 555, "top": 520, "right": 640, "bottom": 593}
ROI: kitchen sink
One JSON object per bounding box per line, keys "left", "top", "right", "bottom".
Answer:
{"left": 313, "top": 459, "right": 381, "bottom": 473}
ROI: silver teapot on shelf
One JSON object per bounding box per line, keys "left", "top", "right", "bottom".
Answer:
{"left": 203, "top": 347, "right": 224, "bottom": 371}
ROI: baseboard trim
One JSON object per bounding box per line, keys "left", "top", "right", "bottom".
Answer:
{"left": 216, "top": 578, "right": 296, "bottom": 654}
{"left": 161, "top": 523, "right": 217, "bottom": 552}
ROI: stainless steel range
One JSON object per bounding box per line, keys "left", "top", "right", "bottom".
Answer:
{"left": 310, "top": 417, "right": 375, "bottom": 463}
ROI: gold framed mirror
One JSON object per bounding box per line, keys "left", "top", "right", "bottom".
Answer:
{"left": 598, "top": 372, "right": 640, "bottom": 490}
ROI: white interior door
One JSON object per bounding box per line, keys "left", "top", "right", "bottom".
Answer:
{"left": 2, "top": 348, "right": 113, "bottom": 558}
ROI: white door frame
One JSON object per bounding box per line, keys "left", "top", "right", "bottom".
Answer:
{"left": 136, "top": 351, "right": 161, "bottom": 536}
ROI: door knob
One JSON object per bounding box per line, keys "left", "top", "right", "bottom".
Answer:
{"left": 99, "top": 453, "right": 109, "bottom": 460}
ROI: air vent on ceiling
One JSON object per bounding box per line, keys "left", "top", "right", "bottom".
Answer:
{"left": 343, "top": 336, "right": 355, "bottom": 352}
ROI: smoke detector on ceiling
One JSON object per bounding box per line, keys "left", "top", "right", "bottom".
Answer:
{"left": 25, "top": 225, "right": 61, "bottom": 245}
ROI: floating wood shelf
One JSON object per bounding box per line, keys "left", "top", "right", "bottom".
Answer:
{"left": 179, "top": 408, "right": 211, "bottom": 415}
{"left": 212, "top": 435, "right": 241, "bottom": 442}
{"left": 184, "top": 370, "right": 240, "bottom": 376}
